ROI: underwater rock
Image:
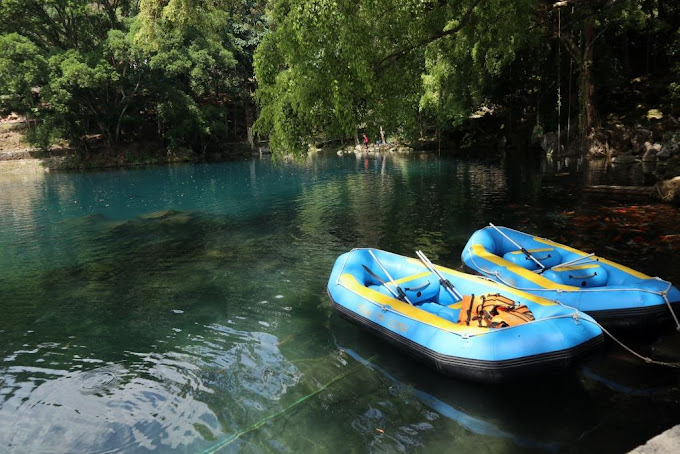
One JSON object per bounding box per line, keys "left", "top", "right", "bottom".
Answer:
{"left": 140, "top": 209, "right": 181, "bottom": 219}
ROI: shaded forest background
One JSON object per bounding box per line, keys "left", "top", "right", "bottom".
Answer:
{"left": 0, "top": 0, "right": 678, "bottom": 158}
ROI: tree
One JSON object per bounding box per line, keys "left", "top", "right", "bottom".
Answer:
{"left": 0, "top": 1, "right": 141, "bottom": 148}
{"left": 254, "top": 0, "right": 540, "bottom": 154}
{"left": 0, "top": 0, "right": 267, "bottom": 153}
{"left": 0, "top": 33, "right": 47, "bottom": 127}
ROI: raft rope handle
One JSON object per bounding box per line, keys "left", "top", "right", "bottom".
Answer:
{"left": 467, "top": 248, "right": 680, "bottom": 362}
{"left": 568, "top": 272, "right": 597, "bottom": 280}
{"left": 199, "top": 356, "right": 374, "bottom": 454}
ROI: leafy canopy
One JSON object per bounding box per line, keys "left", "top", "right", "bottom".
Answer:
{"left": 254, "top": 0, "right": 539, "bottom": 153}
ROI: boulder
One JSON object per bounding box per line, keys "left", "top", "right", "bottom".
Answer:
{"left": 587, "top": 129, "right": 612, "bottom": 157}
{"left": 642, "top": 148, "right": 657, "bottom": 162}
{"left": 587, "top": 140, "right": 608, "bottom": 158}
{"left": 658, "top": 131, "right": 680, "bottom": 159}
{"left": 654, "top": 176, "right": 680, "bottom": 204}
{"left": 630, "top": 128, "right": 653, "bottom": 154}
{"left": 657, "top": 146, "right": 672, "bottom": 159}
{"left": 644, "top": 141, "right": 662, "bottom": 152}
{"left": 629, "top": 424, "right": 680, "bottom": 454}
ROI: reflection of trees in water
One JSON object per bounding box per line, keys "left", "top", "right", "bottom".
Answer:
{"left": 292, "top": 154, "right": 534, "bottom": 264}
{"left": 0, "top": 171, "right": 78, "bottom": 268}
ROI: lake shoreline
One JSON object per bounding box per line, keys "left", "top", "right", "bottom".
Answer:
{"left": 0, "top": 120, "right": 260, "bottom": 174}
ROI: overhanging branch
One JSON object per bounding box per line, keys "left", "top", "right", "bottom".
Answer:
{"left": 375, "top": 0, "right": 485, "bottom": 70}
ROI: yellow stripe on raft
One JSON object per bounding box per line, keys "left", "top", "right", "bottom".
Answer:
{"left": 551, "top": 264, "right": 600, "bottom": 271}
{"left": 469, "top": 244, "right": 578, "bottom": 293}
{"left": 404, "top": 256, "right": 561, "bottom": 305}
{"left": 338, "top": 273, "right": 488, "bottom": 335}
{"left": 391, "top": 271, "right": 431, "bottom": 286}
{"left": 533, "top": 237, "right": 650, "bottom": 279}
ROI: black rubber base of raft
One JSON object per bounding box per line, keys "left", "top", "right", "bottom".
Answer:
{"left": 330, "top": 295, "right": 604, "bottom": 384}
{"left": 587, "top": 301, "right": 680, "bottom": 331}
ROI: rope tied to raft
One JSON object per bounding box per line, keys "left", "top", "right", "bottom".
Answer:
{"left": 581, "top": 318, "right": 680, "bottom": 368}
{"left": 199, "top": 356, "right": 374, "bottom": 454}
{"left": 654, "top": 277, "right": 680, "bottom": 332}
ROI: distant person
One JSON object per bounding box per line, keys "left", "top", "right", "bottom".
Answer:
{"left": 362, "top": 133, "right": 369, "bottom": 149}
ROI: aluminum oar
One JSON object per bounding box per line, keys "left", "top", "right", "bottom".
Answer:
{"left": 367, "top": 250, "right": 413, "bottom": 305}
{"left": 551, "top": 253, "right": 596, "bottom": 270}
{"left": 416, "top": 250, "right": 463, "bottom": 302}
{"left": 489, "top": 223, "right": 546, "bottom": 271}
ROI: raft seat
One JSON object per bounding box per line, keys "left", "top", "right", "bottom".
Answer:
{"left": 419, "top": 302, "right": 460, "bottom": 323}
{"left": 542, "top": 263, "right": 608, "bottom": 288}
{"left": 365, "top": 271, "right": 440, "bottom": 304}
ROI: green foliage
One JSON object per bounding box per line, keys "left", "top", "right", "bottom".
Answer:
{"left": 254, "top": 0, "right": 428, "bottom": 153}
{"left": 254, "top": 0, "right": 541, "bottom": 153}
{"left": 669, "top": 27, "right": 680, "bottom": 110}
{"left": 255, "top": 0, "right": 680, "bottom": 153}
{"left": 0, "top": 0, "right": 265, "bottom": 153}
{"left": 0, "top": 33, "right": 47, "bottom": 114}
{"left": 1, "top": 0, "right": 678, "bottom": 157}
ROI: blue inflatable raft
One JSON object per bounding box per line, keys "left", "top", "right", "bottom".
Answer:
{"left": 327, "top": 248, "right": 603, "bottom": 383}
{"left": 461, "top": 225, "right": 680, "bottom": 330}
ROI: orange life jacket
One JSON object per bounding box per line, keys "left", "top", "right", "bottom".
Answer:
{"left": 457, "top": 293, "right": 534, "bottom": 328}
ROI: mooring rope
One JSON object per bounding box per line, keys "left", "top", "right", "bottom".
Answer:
{"left": 198, "top": 356, "right": 373, "bottom": 454}
{"left": 658, "top": 277, "right": 680, "bottom": 331}
{"left": 583, "top": 319, "right": 680, "bottom": 368}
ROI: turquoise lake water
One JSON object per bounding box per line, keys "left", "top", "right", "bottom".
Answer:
{"left": 1, "top": 152, "right": 679, "bottom": 453}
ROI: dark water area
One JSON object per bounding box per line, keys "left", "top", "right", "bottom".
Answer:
{"left": 0, "top": 151, "right": 678, "bottom": 453}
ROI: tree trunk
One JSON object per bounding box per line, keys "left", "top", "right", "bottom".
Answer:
{"left": 245, "top": 104, "right": 255, "bottom": 149}
{"left": 580, "top": 16, "right": 597, "bottom": 135}
{"left": 115, "top": 104, "right": 129, "bottom": 146}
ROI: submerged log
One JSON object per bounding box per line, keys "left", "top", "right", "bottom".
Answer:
{"left": 583, "top": 185, "right": 655, "bottom": 200}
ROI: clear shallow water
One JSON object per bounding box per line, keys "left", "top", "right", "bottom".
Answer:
{"left": 0, "top": 152, "right": 679, "bottom": 453}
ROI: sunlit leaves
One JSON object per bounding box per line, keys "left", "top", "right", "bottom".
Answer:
{"left": 254, "top": 0, "right": 542, "bottom": 153}
{"left": 0, "top": 33, "right": 47, "bottom": 112}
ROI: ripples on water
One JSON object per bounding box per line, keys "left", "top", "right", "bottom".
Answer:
{"left": 0, "top": 152, "right": 679, "bottom": 453}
